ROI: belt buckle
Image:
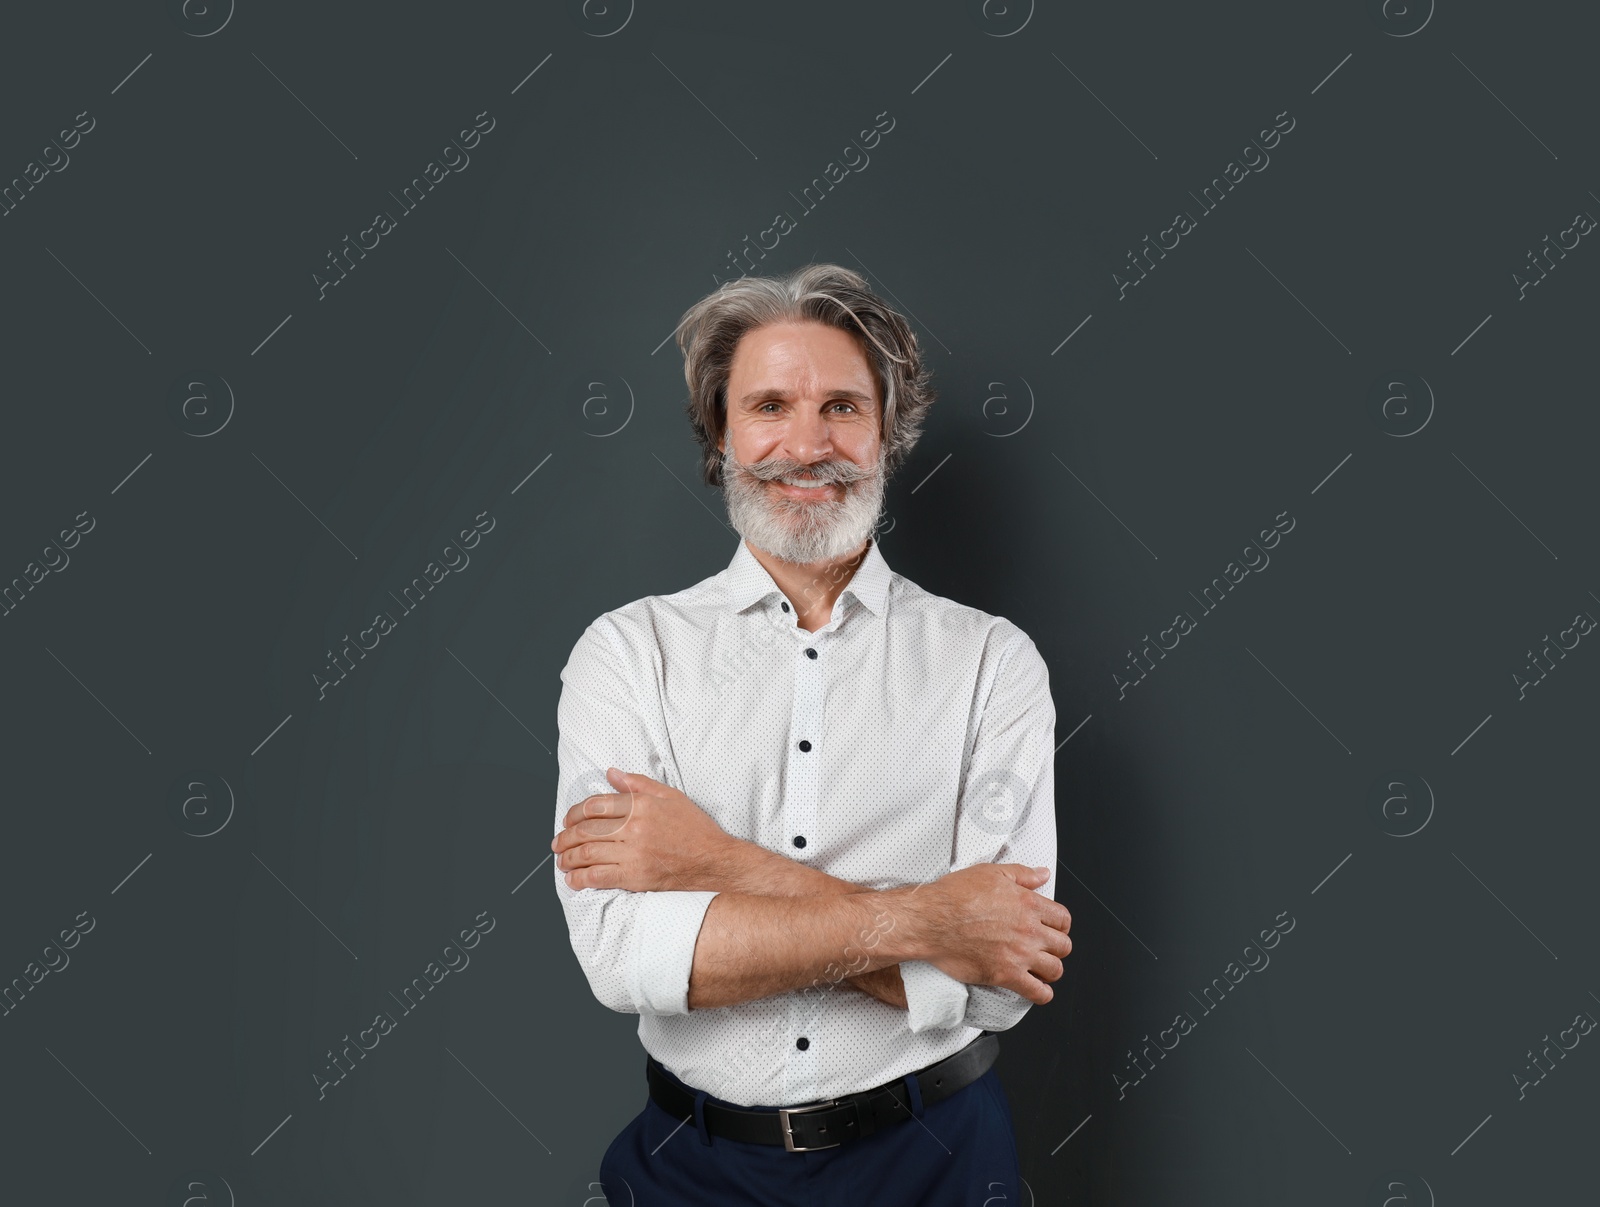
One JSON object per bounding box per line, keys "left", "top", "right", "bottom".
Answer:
{"left": 777, "top": 1099, "right": 840, "bottom": 1152}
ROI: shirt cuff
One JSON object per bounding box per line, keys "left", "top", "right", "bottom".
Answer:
{"left": 899, "top": 960, "right": 970, "bottom": 1032}
{"left": 626, "top": 891, "right": 720, "bottom": 1015}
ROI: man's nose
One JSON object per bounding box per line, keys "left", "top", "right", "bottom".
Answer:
{"left": 780, "top": 405, "right": 835, "bottom": 465}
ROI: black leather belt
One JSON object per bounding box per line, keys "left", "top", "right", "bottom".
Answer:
{"left": 646, "top": 1031, "right": 999, "bottom": 1152}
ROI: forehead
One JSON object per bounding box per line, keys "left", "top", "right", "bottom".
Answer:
{"left": 728, "top": 322, "right": 878, "bottom": 397}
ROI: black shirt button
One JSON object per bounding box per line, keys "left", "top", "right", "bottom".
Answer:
{"left": 798, "top": 740, "right": 812, "bottom": 752}
{"left": 805, "top": 648, "right": 817, "bottom": 659}
{"left": 796, "top": 1037, "right": 809, "bottom": 1051}
{"left": 792, "top": 835, "right": 806, "bottom": 848}
{"left": 780, "top": 601, "right": 790, "bottom": 612}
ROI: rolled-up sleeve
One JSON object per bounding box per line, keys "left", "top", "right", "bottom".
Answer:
{"left": 900, "top": 959, "right": 970, "bottom": 1032}
{"left": 916, "top": 624, "right": 1059, "bottom": 1034}
{"left": 554, "top": 620, "right": 719, "bottom": 1016}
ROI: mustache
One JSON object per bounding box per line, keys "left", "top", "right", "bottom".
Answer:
{"left": 732, "top": 455, "right": 878, "bottom": 485}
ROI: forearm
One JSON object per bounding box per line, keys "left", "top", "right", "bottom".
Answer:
{"left": 707, "top": 838, "right": 873, "bottom": 897}
{"left": 686, "top": 886, "right": 925, "bottom": 1010}
{"left": 698, "top": 841, "right": 914, "bottom": 1007}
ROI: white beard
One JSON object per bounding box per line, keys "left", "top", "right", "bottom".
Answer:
{"left": 721, "top": 446, "right": 887, "bottom": 565}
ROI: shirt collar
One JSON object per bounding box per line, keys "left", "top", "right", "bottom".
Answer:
{"left": 724, "top": 536, "right": 893, "bottom": 619}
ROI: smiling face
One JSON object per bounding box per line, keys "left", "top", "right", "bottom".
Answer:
{"left": 718, "top": 320, "right": 888, "bottom": 565}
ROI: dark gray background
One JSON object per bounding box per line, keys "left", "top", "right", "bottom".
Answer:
{"left": 1, "top": 1, "right": 1595, "bottom": 1203}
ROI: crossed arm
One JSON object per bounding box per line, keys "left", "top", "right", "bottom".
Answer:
{"left": 551, "top": 767, "right": 1069, "bottom": 1015}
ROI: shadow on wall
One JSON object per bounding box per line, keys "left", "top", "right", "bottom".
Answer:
{"left": 884, "top": 434, "right": 1178, "bottom": 1202}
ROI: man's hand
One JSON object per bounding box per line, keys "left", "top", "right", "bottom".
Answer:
{"left": 552, "top": 768, "right": 740, "bottom": 892}
{"left": 552, "top": 772, "right": 1066, "bottom": 1010}
{"left": 846, "top": 963, "right": 908, "bottom": 1009}
{"left": 909, "top": 864, "right": 1072, "bottom": 1004}
{"left": 553, "top": 772, "right": 908, "bottom": 1003}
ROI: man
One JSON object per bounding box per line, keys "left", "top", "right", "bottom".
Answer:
{"left": 550, "top": 263, "right": 1071, "bottom": 1205}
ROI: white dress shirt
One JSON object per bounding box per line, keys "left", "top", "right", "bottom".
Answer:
{"left": 553, "top": 534, "right": 1058, "bottom": 1107}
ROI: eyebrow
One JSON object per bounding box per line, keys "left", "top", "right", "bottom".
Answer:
{"left": 735, "top": 387, "right": 876, "bottom": 405}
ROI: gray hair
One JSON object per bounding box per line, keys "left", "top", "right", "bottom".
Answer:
{"left": 673, "top": 263, "right": 936, "bottom": 488}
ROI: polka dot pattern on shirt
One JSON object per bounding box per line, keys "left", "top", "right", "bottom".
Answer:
{"left": 553, "top": 536, "right": 1057, "bottom": 1107}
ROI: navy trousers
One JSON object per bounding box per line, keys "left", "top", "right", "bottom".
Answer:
{"left": 597, "top": 1058, "right": 1023, "bottom": 1206}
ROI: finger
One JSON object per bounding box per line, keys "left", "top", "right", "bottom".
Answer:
{"left": 1039, "top": 903, "right": 1072, "bottom": 934}
{"left": 998, "top": 863, "right": 1051, "bottom": 886}
{"left": 564, "top": 794, "right": 627, "bottom": 828}
{"left": 558, "top": 841, "right": 618, "bottom": 871}
{"left": 565, "top": 863, "right": 619, "bottom": 891}
{"left": 551, "top": 824, "right": 584, "bottom": 853}
{"left": 607, "top": 767, "right": 668, "bottom": 797}
{"left": 560, "top": 838, "right": 598, "bottom": 864}
{"left": 1042, "top": 927, "right": 1073, "bottom": 959}
{"left": 572, "top": 810, "right": 627, "bottom": 838}
{"left": 1029, "top": 950, "right": 1065, "bottom": 983}
{"left": 1010, "top": 973, "right": 1052, "bottom": 1005}
{"left": 552, "top": 823, "right": 612, "bottom": 853}
{"left": 584, "top": 792, "right": 634, "bottom": 818}
{"left": 577, "top": 812, "right": 630, "bottom": 839}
